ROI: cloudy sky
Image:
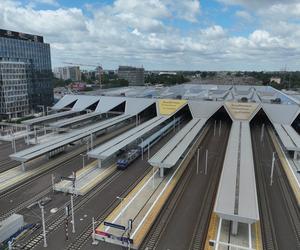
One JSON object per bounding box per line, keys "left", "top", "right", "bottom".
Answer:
{"left": 1, "top": 0, "right": 300, "bottom": 71}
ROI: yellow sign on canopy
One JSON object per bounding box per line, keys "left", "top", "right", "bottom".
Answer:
{"left": 158, "top": 99, "right": 187, "bottom": 116}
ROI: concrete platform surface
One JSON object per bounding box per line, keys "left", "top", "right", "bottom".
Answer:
{"left": 54, "top": 161, "right": 116, "bottom": 195}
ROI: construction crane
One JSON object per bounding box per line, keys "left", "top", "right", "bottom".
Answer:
{"left": 63, "top": 62, "right": 103, "bottom": 87}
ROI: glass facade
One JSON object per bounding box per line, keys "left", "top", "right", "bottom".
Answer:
{"left": 0, "top": 30, "right": 53, "bottom": 118}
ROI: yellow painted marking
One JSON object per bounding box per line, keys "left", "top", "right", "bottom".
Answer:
{"left": 224, "top": 101, "right": 259, "bottom": 121}
{"left": 204, "top": 213, "right": 219, "bottom": 250}
{"left": 268, "top": 127, "right": 300, "bottom": 206}
{"left": 255, "top": 222, "right": 263, "bottom": 250}
{"left": 158, "top": 99, "right": 187, "bottom": 116}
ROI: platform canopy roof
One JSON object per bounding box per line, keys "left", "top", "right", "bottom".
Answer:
{"left": 149, "top": 118, "right": 207, "bottom": 169}
{"left": 11, "top": 114, "right": 132, "bottom": 162}
{"left": 49, "top": 112, "right": 102, "bottom": 129}
{"left": 125, "top": 98, "right": 156, "bottom": 115}
{"left": 273, "top": 123, "right": 300, "bottom": 151}
{"left": 52, "top": 95, "right": 79, "bottom": 110}
{"left": 214, "top": 121, "right": 259, "bottom": 224}
{"left": 188, "top": 101, "right": 223, "bottom": 119}
{"left": 95, "top": 96, "right": 126, "bottom": 113}
{"left": 262, "top": 103, "right": 300, "bottom": 125}
{"left": 71, "top": 96, "right": 101, "bottom": 111}
{"left": 88, "top": 116, "right": 168, "bottom": 160}
{"left": 22, "top": 110, "right": 79, "bottom": 126}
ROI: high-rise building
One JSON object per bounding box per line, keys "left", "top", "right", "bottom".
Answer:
{"left": 54, "top": 66, "right": 81, "bottom": 81}
{"left": 118, "top": 66, "right": 144, "bottom": 86}
{"left": 0, "top": 29, "right": 53, "bottom": 119}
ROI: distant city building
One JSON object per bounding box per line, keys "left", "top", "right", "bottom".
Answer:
{"left": 70, "top": 82, "right": 86, "bottom": 91}
{"left": 54, "top": 66, "right": 81, "bottom": 81}
{"left": 118, "top": 66, "right": 144, "bottom": 86}
{"left": 270, "top": 77, "right": 282, "bottom": 84}
{"left": 0, "top": 29, "right": 53, "bottom": 119}
{"left": 158, "top": 71, "right": 177, "bottom": 75}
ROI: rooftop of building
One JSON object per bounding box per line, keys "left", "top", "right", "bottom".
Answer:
{"left": 0, "top": 29, "right": 44, "bottom": 43}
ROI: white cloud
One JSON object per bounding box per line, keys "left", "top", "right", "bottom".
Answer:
{"left": 28, "top": 0, "right": 59, "bottom": 8}
{"left": 0, "top": 0, "right": 300, "bottom": 70}
{"left": 235, "top": 10, "right": 252, "bottom": 21}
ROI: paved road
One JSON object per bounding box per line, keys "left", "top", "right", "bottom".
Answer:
{"left": 252, "top": 122, "right": 300, "bottom": 250}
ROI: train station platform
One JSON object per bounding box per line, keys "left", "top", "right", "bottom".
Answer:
{"left": 0, "top": 160, "right": 51, "bottom": 194}
{"left": 10, "top": 114, "right": 132, "bottom": 164}
{"left": 214, "top": 121, "right": 259, "bottom": 235}
{"left": 268, "top": 126, "right": 300, "bottom": 206}
{"left": 22, "top": 110, "right": 79, "bottom": 126}
{"left": 207, "top": 215, "right": 262, "bottom": 250}
{"left": 94, "top": 160, "right": 187, "bottom": 249}
{"left": 273, "top": 123, "right": 300, "bottom": 159}
{"left": 27, "top": 132, "right": 61, "bottom": 145}
{"left": 0, "top": 130, "right": 34, "bottom": 142}
{"left": 48, "top": 112, "right": 102, "bottom": 129}
{"left": 88, "top": 116, "right": 168, "bottom": 163}
{"left": 149, "top": 118, "right": 207, "bottom": 174}
{"left": 94, "top": 119, "right": 206, "bottom": 249}
{"left": 54, "top": 161, "right": 116, "bottom": 195}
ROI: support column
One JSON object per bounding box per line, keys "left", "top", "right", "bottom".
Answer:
{"left": 231, "top": 221, "right": 238, "bottom": 235}
{"left": 98, "top": 159, "right": 102, "bottom": 168}
{"left": 294, "top": 151, "right": 298, "bottom": 161}
{"left": 21, "top": 162, "right": 26, "bottom": 172}
{"left": 160, "top": 167, "right": 164, "bottom": 178}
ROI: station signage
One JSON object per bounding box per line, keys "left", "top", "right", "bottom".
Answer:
{"left": 158, "top": 99, "right": 187, "bottom": 116}
{"left": 104, "top": 221, "right": 126, "bottom": 231}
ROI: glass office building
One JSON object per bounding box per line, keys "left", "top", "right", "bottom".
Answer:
{"left": 0, "top": 29, "right": 53, "bottom": 119}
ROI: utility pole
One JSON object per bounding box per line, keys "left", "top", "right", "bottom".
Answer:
{"left": 80, "top": 153, "right": 86, "bottom": 168}
{"left": 38, "top": 202, "right": 47, "bottom": 248}
{"left": 270, "top": 152, "right": 275, "bottom": 186}
{"left": 214, "top": 120, "right": 216, "bottom": 136}
{"left": 141, "top": 138, "right": 144, "bottom": 160}
{"left": 205, "top": 149, "right": 208, "bottom": 175}
{"left": 196, "top": 148, "right": 200, "bottom": 175}
{"left": 260, "top": 123, "right": 265, "bottom": 142}
{"left": 71, "top": 172, "right": 76, "bottom": 233}
{"left": 92, "top": 217, "right": 98, "bottom": 245}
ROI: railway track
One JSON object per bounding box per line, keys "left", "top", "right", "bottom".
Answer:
{"left": 16, "top": 170, "right": 123, "bottom": 249}
{"left": 141, "top": 122, "right": 230, "bottom": 250}
{"left": 64, "top": 165, "right": 153, "bottom": 250}
{"left": 252, "top": 124, "right": 279, "bottom": 250}
{"left": 0, "top": 123, "right": 134, "bottom": 201}
{"left": 266, "top": 126, "right": 300, "bottom": 248}
{"left": 188, "top": 124, "right": 229, "bottom": 250}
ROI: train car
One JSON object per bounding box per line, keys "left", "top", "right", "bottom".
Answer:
{"left": 117, "top": 149, "right": 140, "bottom": 170}
{"left": 116, "top": 117, "right": 181, "bottom": 170}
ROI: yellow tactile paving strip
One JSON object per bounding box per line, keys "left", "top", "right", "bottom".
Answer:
{"left": 268, "top": 127, "right": 300, "bottom": 206}
{"left": 255, "top": 222, "right": 263, "bottom": 250}
{"left": 204, "top": 212, "right": 219, "bottom": 250}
